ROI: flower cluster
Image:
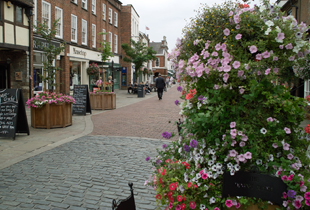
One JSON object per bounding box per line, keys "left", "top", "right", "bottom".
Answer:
{"left": 148, "top": 0, "right": 310, "bottom": 209}
{"left": 26, "top": 92, "right": 75, "bottom": 108}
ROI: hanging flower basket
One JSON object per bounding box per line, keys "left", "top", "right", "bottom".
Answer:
{"left": 87, "top": 62, "right": 102, "bottom": 75}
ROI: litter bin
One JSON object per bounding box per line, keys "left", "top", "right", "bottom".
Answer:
{"left": 137, "top": 84, "right": 145, "bottom": 98}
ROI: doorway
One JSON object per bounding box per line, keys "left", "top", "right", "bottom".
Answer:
{"left": 0, "top": 64, "right": 9, "bottom": 89}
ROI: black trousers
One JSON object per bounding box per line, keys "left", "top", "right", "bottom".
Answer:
{"left": 157, "top": 88, "right": 164, "bottom": 99}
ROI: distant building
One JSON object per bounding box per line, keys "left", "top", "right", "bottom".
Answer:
{"left": 0, "top": 0, "right": 33, "bottom": 101}
{"left": 150, "top": 36, "right": 169, "bottom": 82}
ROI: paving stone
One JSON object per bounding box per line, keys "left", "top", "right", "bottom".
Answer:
{"left": 50, "top": 202, "right": 70, "bottom": 209}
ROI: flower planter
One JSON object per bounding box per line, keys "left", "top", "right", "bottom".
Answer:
{"left": 89, "top": 93, "right": 116, "bottom": 110}
{"left": 31, "top": 103, "right": 72, "bottom": 129}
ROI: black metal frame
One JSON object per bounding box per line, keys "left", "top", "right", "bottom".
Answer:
{"left": 112, "top": 183, "right": 136, "bottom": 210}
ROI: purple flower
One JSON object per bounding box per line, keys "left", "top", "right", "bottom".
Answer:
{"left": 273, "top": 68, "right": 279, "bottom": 74}
{"left": 156, "top": 159, "right": 162, "bottom": 164}
{"left": 146, "top": 156, "right": 150, "bottom": 161}
{"left": 175, "top": 100, "right": 179, "bottom": 105}
{"left": 284, "top": 127, "right": 291, "bottom": 134}
{"left": 239, "top": 88, "right": 245, "bottom": 94}
{"left": 249, "top": 45, "right": 257, "bottom": 54}
{"left": 285, "top": 43, "right": 293, "bottom": 50}
{"left": 162, "top": 144, "right": 167, "bottom": 149}
{"left": 223, "top": 73, "right": 229, "bottom": 83}
{"left": 273, "top": 56, "right": 278, "bottom": 61}
{"left": 265, "top": 68, "right": 271, "bottom": 75}
{"left": 256, "top": 54, "right": 262, "bottom": 60}
{"left": 230, "top": 122, "right": 236, "bottom": 128}
{"left": 288, "top": 56, "right": 295, "bottom": 61}
{"left": 232, "top": 61, "right": 240, "bottom": 69}
{"left": 238, "top": 70, "right": 244, "bottom": 77}
{"left": 277, "top": 32, "right": 285, "bottom": 40}
{"left": 272, "top": 143, "right": 278, "bottom": 148}
{"left": 183, "top": 145, "right": 190, "bottom": 152}
{"left": 279, "top": 45, "right": 284, "bottom": 49}
{"left": 177, "top": 86, "right": 183, "bottom": 92}
{"left": 262, "top": 51, "right": 270, "bottom": 59}
{"left": 235, "top": 34, "right": 242, "bottom": 40}
{"left": 287, "top": 190, "right": 296, "bottom": 198}
{"left": 162, "top": 132, "right": 172, "bottom": 139}
{"left": 223, "top": 28, "right": 230, "bottom": 36}
{"left": 190, "top": 139, "right": 198, "bottom": 148}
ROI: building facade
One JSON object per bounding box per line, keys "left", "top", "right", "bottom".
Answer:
{"left": 33, "top": 0, "right": 122, "bottom": 94}
{"left": 150, "top": 36, "right": 169, "bottom": 82}
{"left": 120, "top": 4, "right": 139, "bottom": 88}
{"left": 0, "top": 0, "right": 33, "bottom": 102}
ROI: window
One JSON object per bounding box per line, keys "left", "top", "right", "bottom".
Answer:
{"left": 42, "top": 1, "right": 51, "bottom": 28}
{"left": 82, "top": 0, "right": 87, "bottom": 9}
{"left": 155, "top": 58, "right": 159, "bottom": 67}
{"left": 92, "top": 24, "right": 96, "bottom": 48}
{"left": 102, "top": 29, "right": 106, "bottom": 41}
{"left": 102, "top": 3, "right": 106, "bottom": 20}
{"left": 108, "top": 32, "right": 112, "bottom": 52}
{"left": 114, "top": 12, "right": 118, "bottom": 27}
{"left": 114, "top": 34, "right": 117, "bottom": 53}
{"left": 71, "top": 14, "right": 77, "bottom": 42}
{"left": 55, "top": 7, "right": 63, "bottom": 38}
{"left": 108, "top": 8, "right": 112, "bottom": 24}
{"left": 16, "top": 6, "right": 23, "bottom": 23}
{"left": 82, "top": 19, "right": 87, "bottom": 45}
{"left": 71, "top": 0, "right": 77, "bottom": 4}
{"left": 92, "top": 0, "right": 96, "bottom": 14}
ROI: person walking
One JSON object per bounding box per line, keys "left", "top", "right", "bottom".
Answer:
{"left": 155, "top": 74, "right": 165, "bottom": 100}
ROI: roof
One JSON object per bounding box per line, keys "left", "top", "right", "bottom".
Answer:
{"left": 11, "top": 0, "right": 33, "bottom": 8}
{"left": 149, "top": 42, "right": 164, "bottom": 54}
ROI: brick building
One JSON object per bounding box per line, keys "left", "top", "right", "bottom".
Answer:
{"left": 150, "top": 36, "right": 169, "bottom": 82}
{"left": 33, "top": 0, "right": 122, "bottom": 95}
{"left": 0, "top": 0, "right": 33, "bottom": 101}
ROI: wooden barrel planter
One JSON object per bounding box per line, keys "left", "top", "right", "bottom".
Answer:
{"left": 31, "top": 103, "right": 72, "bottom": 129}
{"left": 89, "top": 93, "right": 116, "bottom": 110}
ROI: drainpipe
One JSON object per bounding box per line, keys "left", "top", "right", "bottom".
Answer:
{"left": 289, "top": 0, "right": 298, "bottom": 20}
{"left": 26, "top": 7, "right": 33, "bottom": 99}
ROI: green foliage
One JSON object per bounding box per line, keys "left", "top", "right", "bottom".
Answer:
{"left": 98, "top": 32, "right": 114, "bottom": 63}
{"left": 121, "top": 39, "right": 156, "bottom": 81}
{"left": 34, "top": 19, "right": 65, "bottom": 93}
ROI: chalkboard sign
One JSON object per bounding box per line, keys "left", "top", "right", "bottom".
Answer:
{"left": 0, "top": 89, "right": 29, "bottom": 140}
{"left": 222, "top": 171, "right": 287, "bottom": 206}
{"left": 72, "top": 85, "right": 91, "bottom": 115}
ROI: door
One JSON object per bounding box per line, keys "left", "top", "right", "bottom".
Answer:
{"left": 113, "top": 71, "right": 119, "bottom": 90}
{"left": 0, "top": 64, "right": 8, "bottom": 89}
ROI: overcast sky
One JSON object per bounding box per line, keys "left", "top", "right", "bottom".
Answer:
{"left": 120, "top": 0, "right": 277, "bottom": 52}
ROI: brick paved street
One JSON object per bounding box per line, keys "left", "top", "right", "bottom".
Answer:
{"left": 0, "top": 136, "right": 169, "bottom": 210}
{"left": 91, "top": 85, "right": 181, "bottom": 141}
{"left": 0, "top": 86, "right": 182, "bottom": 210}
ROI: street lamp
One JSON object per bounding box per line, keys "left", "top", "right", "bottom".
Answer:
{"left": 111, "top": 60, "right": 114, "bottom": 92}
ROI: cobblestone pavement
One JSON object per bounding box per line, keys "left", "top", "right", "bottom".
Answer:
{"left": 0, "top": 136, "right": 168, "bottom": 210}
{"left": 91, "top": 85, "right": 181, "bottom": 141}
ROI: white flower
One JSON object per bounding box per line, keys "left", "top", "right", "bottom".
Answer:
{"left": 265, "top": 20, "right": 274, "bottom": 27}
{"left": 260, "top": 128, "right": 267, "bottom": 134}
{"left": 227, "top": 162, "right": 233, "bottom": 169}
{"left": 211, "top": 165, "right": 217, "bottom": 171}
{"left": 178, "top": 147, "right": 182, "bottom": 153}
{"left": 216, "top": 162, "right": 222, "bottom": 169}
{"left": 264, "top": 28, "right": 272, "bottom": 35}
{"left": 200, "top": 149, "right": 204, "bottom": 154}
{"left": 275, "top": 26, "right": 281, "bottom": 32}
{"left": 230, "top": 169, "right": 235, "bottom": 176}
{"left": 200, "top": 204, "right": 206, "bottom": 210}
{"left": 234, "top": 164, "right": 240, "bottom": 171}
{"left": 203, "top": 193, "right": 208, "bottom": 198}
{"left": 196, "top": 173, "right": 202, "bottom": 179}
{"left": 197, "top": 182, "right": 201, "bottom": 186}
{"left": 209, "top": 149, "right": 216, "bottom": 155}
{"left": 208, "top": 160, "right": 214, "bottom": 166}
{"left": 269, "top": 154, "right": 274, "bottom": 161}
{"left": 256, "top": 159, "right": 262, "bottom": 165}
{"left": 197, "top": 102, "right": 202, "bottom": 110}
{"left": 184, "top": 177, "right": 188, "bottom": 182}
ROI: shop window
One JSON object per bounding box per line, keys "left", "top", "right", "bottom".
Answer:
{"left": 33, "top": 52, "right": 48, "bottom": 92}
{"left": 70, "top": 61, "right": 81, "bottom": 90}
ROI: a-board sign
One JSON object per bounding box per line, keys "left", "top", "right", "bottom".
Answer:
{"left": 72, "top": 85, "right": 91, "bottom": 115}
{"left": 0, "top": 89, "right": 29, "bottom": 140}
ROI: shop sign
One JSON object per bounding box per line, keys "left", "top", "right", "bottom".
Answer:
{"left": 72, "top": 48, "right": 87, "bottom": 57}
{"left": 33, "top": 37, "right": 60, "bottom": 51}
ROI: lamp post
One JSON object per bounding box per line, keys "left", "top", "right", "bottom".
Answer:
{"left": 111, "top": 60, "right": 114, "bottom": 92}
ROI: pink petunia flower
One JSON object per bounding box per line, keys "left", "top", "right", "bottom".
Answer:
{"left": 272, "top": 143, "right": 278, "bottom": 148}
{"left": 249, "top": 45, "right": 257, "bottom": 54}
{"left": 304, "top": 192, "right": 310, "bottom": 200}
{"left": 223, "top": 28, "right": 230, "bottom": 36}
{"left": 235, "top": 34, "right": 242, "bottom": 40}
{"left": 273, "top": 56, "right": 278, "bottom": 61}
{"left": 283, "top": 143, "right": 290, "bottom": 150}
{"left": 265, "top": 68, "right": 271, "bottom": 75}
{"left": 239, "top": 142, "right": 246, "bottom": 147}
{"left": 256, "top": 54, "right": 262, "bottom": 60}
{"left": 225, "top": 200, "right": 233, "bottom": 208}
{"left": 284, "top": 127, "right": 291, "bottom": 134}
{"left": 229, "top": 149, "right": 238, "bottom": 157}
{"left": 262, "top": 51, "right": 270, "bottom": 58}
{"left": 273, "top": 68, "right": 279, "bottom": 74}
{"left": 244, "top": 152, "right": 252, "bottom": 159}
{"left": 202, "top": 173, "right": 208, "bottom": 179}
{"left": 241, "top": 135, "right": 248, "bottom": 141}
{"left": 277, "top": 33, "right": 285, "bottom": 40}
{"left": 232, "top": 61, "right": 241, "bottom": 69}
{"left": 238, "top": 154, "right": 245, "bottom": 162}
{"left": 287, "top": 153, "right": 294, "bottom": 160}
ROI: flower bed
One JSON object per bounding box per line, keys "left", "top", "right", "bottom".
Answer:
{"left": 26, "top": 92, "right": 75, "bottom": 108}
{"left": 145, "top": 1, "right": 310, "bottom": 210}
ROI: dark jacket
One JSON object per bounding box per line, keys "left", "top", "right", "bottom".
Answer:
{"left": 156, "top": 76, "right": 166, "bottom": 89}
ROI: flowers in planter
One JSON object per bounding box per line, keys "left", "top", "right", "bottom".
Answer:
{"left": 146, "top": 0, "right": 310, "bottom": 210}
{"left": 87, "top": 63, "right": 102, "bottom": 75}
{"left": 26, "top": 92, "right": 75, "bottom": 108}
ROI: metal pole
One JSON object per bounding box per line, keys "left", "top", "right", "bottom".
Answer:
{"left": 112, "top": 60, "right": 114, "bottom": 92}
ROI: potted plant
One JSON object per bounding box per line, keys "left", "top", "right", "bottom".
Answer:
{"left": 89, "top": 88, "right": 116, "bottom": 110}
{"left": 87, "top": 62, "right": 101, "bottom": 76}
{"left": 145, "top": 1, "right": 310, "bottom": 210}
{"left": 27, "top": 92, "right": 75, "bottom": 129}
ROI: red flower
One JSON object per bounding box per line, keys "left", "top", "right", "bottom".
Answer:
{"left": 187, "top": 182, "right": 192, "bottom": 188}
{"left": 193, "top": 184, "right": 198, "bottom": 188}
{"left": 165, "top": 159, "right": 171, "bottom": 163}
{"left": 181, "top": 203, "right": 186, "bottom": 209}
{"left": 156, "top": 194, "right": 162, "bottom": 200}
{"left": 162, "top": 169, "right": 166, "bottom": 176}
{"left": 169, "top": 183, "right": 176, "bottom": 191}
{"left": 177, "top": 195, "right": 183, "bottom": 202}
{"left": 175, "top": 182, "right": 179, "bottom": 188}
{"left": 169, "top": 196, "right": 174, "bottom": 202}
{"left": 189, "top": 201, "right": 196, "bottom": 209}
{"left": 159, "top": 178, "right": 163, "bottom": 184}
{"left": 167, "top": 191, "right": 173, "bottom": 197}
